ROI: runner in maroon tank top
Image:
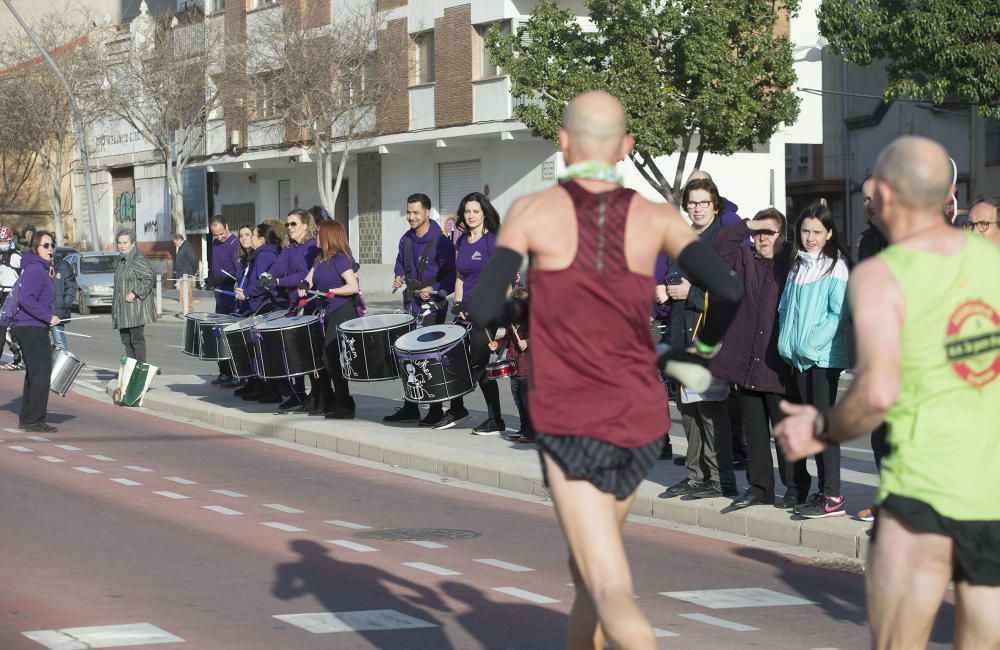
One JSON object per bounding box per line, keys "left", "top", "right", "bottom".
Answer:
{"left": 468, "top": 91, "right": 743, "bottom": 649}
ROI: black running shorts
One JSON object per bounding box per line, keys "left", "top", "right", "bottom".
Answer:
{"left": 876, "top": 494, "right": 1000, "bottom": 586}
{"left": 536, "top": 433, "right": 665, "bottom": 501}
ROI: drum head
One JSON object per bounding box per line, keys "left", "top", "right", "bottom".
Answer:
{"left": 185, "top": 312, "right": 213, "bottom": 322}
{"left": 394, "top": 324, "right": 466, "bottom": 353}
{"left": 224, "top": 311, "right": 284, "bottom": 333}
{"left": 340, "top": 313, "right": 415, "bottom": 333}
{"left": 256, "top": 315, "right": 320, "bottom": 331}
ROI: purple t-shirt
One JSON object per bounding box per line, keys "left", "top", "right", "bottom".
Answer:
{"left": 455, "top": 232, "right": 496, "bottom": 303}
{"left": 312, "top": 254, "right": 353, "bottom": 315}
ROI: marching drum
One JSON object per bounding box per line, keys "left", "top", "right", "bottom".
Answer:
{"left": 199, "top": 315, "right": 240, "bottom": 361}
{"left": 182, "top": 312, "right": 213, "bottom": 357}
{"left": 338, "top": 313, "right": 416, "bottom": 382}
{"left": 222, "top": 312, "right": 285, "bottom": 379}
{"left": 485, "top": 358, "right": 517, "bottom": 381}
{"left": 50, "top": 347, "right": 85, "bottom": 397}
{"left": 253, "top": 315, "right": 325, "bottom": 379}
{"left": 393, "top": 324, "right": 475, "bottom": 404}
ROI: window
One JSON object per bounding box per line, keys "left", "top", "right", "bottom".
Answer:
{"left": 987, "top": 119, "right": 1000, "bottom": 165}
{"left": 253, "top": 73, "right": 285, "bottom": 120}
{"left": 256, "top": 0, "right": 277, "bottom": 6}
{"left": 477, "top": 21, "right": 510, "bottom": 79}
{"left": 207, "top": 0, "right": 224, "bottom": 13}
{"left": 413, "top": 31, "right": 435, "bottom": 85}
{"left": 337, "top": 59, "right": 370, "bottom": 107}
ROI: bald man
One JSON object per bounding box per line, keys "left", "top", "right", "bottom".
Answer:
{"left": 966, "top": 197, "right": 1000, "bottom": 246}
{"left": 775, "top": 136, "right": 1000, "bottom": 648}
{"left": 468, "top": 91, "right": 742, "bottom": 649}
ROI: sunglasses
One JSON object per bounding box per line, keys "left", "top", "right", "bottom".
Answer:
{"left": 40, "top": 242, "right": 54, "bottom": 249}
{"left": 285, "top": 222, "right": 300, "bottom": 228}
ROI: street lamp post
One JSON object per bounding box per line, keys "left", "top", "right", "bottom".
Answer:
{"left": 3, "top": 0, "right": 101, "bottom": 251}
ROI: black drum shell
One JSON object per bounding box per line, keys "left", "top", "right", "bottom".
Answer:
{"left": 199, "top": 316, "right": 239, "bottom": 361}
{"left": 254, "top": 317, "right": 324, "bottom": 379}
{"left": 393, "top": 326, "right": 475, "bottom": 404}
{"left": 338, "top": 316, "right": 415, "bottom": 382}
{"left": 182, "top": 312, "right": 212, "bottom": 357}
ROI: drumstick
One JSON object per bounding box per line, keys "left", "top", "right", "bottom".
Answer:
{"left": 221, "top": 269, "right": 238, "bottom": 281}
{"left": 511, "top": 326, "right": 523, "bottom": 345}
{"left": 57, "top": 316, "right": 100, "bottom": 322}
{"left": 61, "top": 330, "right": 93, "bottom": 338}
{"left": 214, "top": 288, "right": 236, "bottom": 296}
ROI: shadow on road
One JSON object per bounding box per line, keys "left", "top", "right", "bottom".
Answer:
{"left": 440, "top": 581, "right": 567, "bottom": 649}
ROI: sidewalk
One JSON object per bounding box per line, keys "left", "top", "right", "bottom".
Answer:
{"left": 116, "top": 371, "right": 879, "bottom": 562}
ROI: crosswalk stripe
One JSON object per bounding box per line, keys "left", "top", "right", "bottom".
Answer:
{"left": 203, "top": 505, "right": 243, "bottom": 516}
{"left": 402, "top": 562, "right": 461, "bottom": 576}
{"left": 110, "top": 478, "right": 142, "bottom": 486}
{"left": 405, "top": 541, "right": 447, "bottom": 549}
{"left": 73, "top": 467, "right": 102, "bottom": 474}
{"left": 328, "top": 540, "right": 378, "bottom": 553}
{"left": 165, "top": 476, "right": 197, "bottom": 485}
{"left": 87, "top": 455, "right": 115, "bottom": 461}
{"left": 55, "top": 445, "right": 81, "bottom": 451}
{"left": 323, "top": 519, "right": 370, "bottom": 530}
{"left": 211, "top": 489, "right": 247, "bottom": 498}
{"left": 38, "top": 456, "right": 65, "bottom": 463}
{"left": 260, "top": 522, "right": 307, "bottom": 532}
{"left": 491, "top": 587, "right": 559, "bottom": 604}
{"left": 124, "top": 465, "right": 154, "bottom": 473}
{"left": 153, "top": 491, "right": 190, "bottom": 500}
{"left": 474, "top": 559, "right": 533, "bottom": 572}
{"left": 264, "top": 503, "right": 304, "bottom": 514}
{"left": 679, "top": 613, "right": 759, "bottom": 632}
{"left": 8, "top": 446, "right": 33, "bottom": 452}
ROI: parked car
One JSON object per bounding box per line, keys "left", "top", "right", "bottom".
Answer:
{"left": 67, "top": 252, "right": 118, "bottom": 314}
{"left": 55, "top": 246, "right": 79, "bottom": 264}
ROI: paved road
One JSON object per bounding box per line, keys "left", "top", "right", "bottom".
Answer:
{"left": 0, "top": 374, "right": 956, "bottom": 649}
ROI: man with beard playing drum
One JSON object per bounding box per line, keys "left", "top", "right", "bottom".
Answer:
{"left": 468, "top": 90, "right": 743, "bottom": 649}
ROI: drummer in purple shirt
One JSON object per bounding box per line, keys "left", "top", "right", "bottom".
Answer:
{"left": 206, "top": 216, "right": 241, "bottom": 385}
{"left": 436, "top": 192, "right": 506, "bottom": 433}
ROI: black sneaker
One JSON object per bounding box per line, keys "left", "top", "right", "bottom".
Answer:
{"left": 221, "top": 379, "right": 243, "bottom": 389}
{"left": 687, "top": 481, "right": 724, "bottom": 499}
{"left": 471, "top": 418, "right": 505, "bottom": 435}
{"left": 278, "top": 393, "right": 307, "bottom": 411}
{"left": 22, "top": 422, "right": 58, "bottom": 433}
{"left": 796, "top": 494, "right": 846, "bottom": 519}
{"left": 672, "top": 455, "right": 686, "bottom": 466}
{"left": 383, "top": 406, "right": 421, "bottom": 423}
{"left": 509, "top": 432, "right": 537, "bottom": 444}
{"left": 659, "top": 441, "right": 674, "bottom": 459}
{"left": 211, "top": 374, "right": 230, "bottom": 386}
{"left": 419, "top": 408, "right": 447, "bottom": 427}
{"left": 659, "top": 478, "right": 701, "bottom": 498}
{"left": 432, "top": 408, "right": 470, "bottom": 430}
{"left": 778, "top": 489, "right": 804, "bottom": 510}
{"left": 792, "top": 492, "right": 823, "bottom": 514}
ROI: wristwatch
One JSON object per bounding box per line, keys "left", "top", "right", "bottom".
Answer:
{"left": 812, "top": 410, "right": 832, "bottom": 442}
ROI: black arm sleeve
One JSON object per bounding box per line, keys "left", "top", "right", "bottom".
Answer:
{"left": 677, "top": 240, "right": 743, "bottom": 346}
{"left": 466, "top": 247, "right": 525, "bottom": 328}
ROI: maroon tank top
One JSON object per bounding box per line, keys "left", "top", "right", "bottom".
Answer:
{"left": 528, "top": 181, "right": 668, "bottom": 447}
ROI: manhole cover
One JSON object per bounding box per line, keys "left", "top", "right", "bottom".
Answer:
{"left": 356, "top": 528, "right": 481, "bottom": 541}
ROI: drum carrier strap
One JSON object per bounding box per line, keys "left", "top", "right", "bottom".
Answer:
{"left": 402, "top": 236, "right": 439, "bottom": 307}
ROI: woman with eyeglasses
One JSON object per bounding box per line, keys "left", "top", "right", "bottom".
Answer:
{"left": 234, "top": 222, "right": 283, "bottom": 402}
{"left": 13, "top": 231, "right": 60, "bottom": 432}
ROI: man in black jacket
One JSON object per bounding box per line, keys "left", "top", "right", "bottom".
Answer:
{"left": 51, "top": 255, "right": 77, "bottom": 350}
{"left": 172, "top": 233, "right": 198, "bottom": 315}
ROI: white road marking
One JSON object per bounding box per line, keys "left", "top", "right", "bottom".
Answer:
{"left": 110, "top": 478, "right": 142, "bottom": 486}
{"left": 153, "top": 491, "right": 190, "bottom": 500}
{"left": 211, "top": 489, "right": 247, "bottom": 498}
{"left": 323, "top": 519, "right": 369, "bottom": 530}
{"left": 474, "top": 559, "right": 534, "bottom": 572}
{"left": 679, "top": 613, "right": 760, "bottom": 632}
{"left": 38, "top": 456, "right": 65, "bottom": 463}
{"left": 166, "top": 344, "right": 185, "bottom": 350}
{"left": 88, "top": 454, "right": 115, "bottom": 461}
{"left": 26, "top": 435, "right": 50, "bottom": 442}
{"left": 3, "top": 427, "right": 21, "bottom": 434}
{"left": 328, "top": 540, "right": 378, "bottom": 553}
{"left": 55, "top": 444, "right": 81, "bottom": 451}
{"left": 654, "top": 628, "right": 679, "bottom": 638}
{"left": 203, "top": 505, "right": 243, "bottom": 516}
{"left": 402, "top": 562, "right": 461, "bottom": 576}
{"left": 661, "top": 588, "right": 815, "bottom": 609}
{"left": 273, "top": 610, "right": 436, "bottom": 634}
{"left": 123, "top": 465, "right": 154, "bottom": 473}
{"left": 165, "top": 476, "right": 197, "bottom": 485}
{"left": 405, "top": 541, "right": 447, "bottom": 549}
{"left": 73, "top": 467, "right": 101, "bottom": 474}
{"left": 491, "top": 587, "right": 559, "bottom": 604}
{"left": 23, "top": 622, "right": 184, "bottom": 648}
{"left": 264, "top": 503, "right": 304, "bottom": 514}
{"left": 260, "top": 522, "right": 307, "bottom": 532}
{"left": 8, "top": 445, "right": 33, "bottom": 452}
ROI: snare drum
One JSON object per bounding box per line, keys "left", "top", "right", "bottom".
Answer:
{"left": 199, "top": 315, "right": 240, "bottom": 361}
{"left": 393, "top": 324, "right": 475, "bottom": 403}
{"left": 338, "top": 313, "right": 416, "bottom": 381}
{"left": 222, "top": 312, "right": 286, "bottom": 378}
{"left": 50, "top": 347, "right": 85, "bottom": 397}
{"left": 253, "top": 315, "right": 324, "bottom": 379}
{"left": 485, "top": 358, "right": 517, "bottom": 381}
{"left": 182, "top": 312, "right": 213, "bottom": 356}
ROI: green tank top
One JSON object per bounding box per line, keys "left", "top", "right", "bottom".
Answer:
{"left": 877, "top": 234, "right": 1000, "bottom": 520}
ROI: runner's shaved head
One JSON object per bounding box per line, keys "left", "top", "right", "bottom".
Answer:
{"left": 874, "top": 136, "right": 953, "bottom": 209}
{"left": 562, "top": 91, "right": 628, "bottom": 159}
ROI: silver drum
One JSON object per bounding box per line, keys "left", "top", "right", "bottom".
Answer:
{"left": 51, "top": 347, "right": 85, "bottom": 397}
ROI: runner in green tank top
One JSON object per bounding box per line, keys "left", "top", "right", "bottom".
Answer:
{"left": 775, "top": 136, "right": 1000, "bottom": 648}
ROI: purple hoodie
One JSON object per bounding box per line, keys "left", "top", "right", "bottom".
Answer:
{"left": 211, "top": 234, "right": 241, "bottom": 313}
{"left": 14, "top": 253, "right": 54, "bottom": 327}
{"left": 393, "top": 220, "right": 456, "bottom": 316}
{"left": 273, "top": 238, "right": 320, "bottom": 303}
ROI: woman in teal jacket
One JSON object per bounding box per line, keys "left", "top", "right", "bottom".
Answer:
{"left": 778, "top": 201, "right": 852, "bottom": 518}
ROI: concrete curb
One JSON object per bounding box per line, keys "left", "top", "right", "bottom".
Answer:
{"left": 116, "top": 376, "right": 872, "bottom": 562}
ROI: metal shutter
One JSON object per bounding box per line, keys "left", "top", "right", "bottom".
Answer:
{"left": 438, "top": 160, "right": 481, "bottom": 220}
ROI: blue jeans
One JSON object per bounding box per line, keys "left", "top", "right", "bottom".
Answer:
{"left": 51, "top": 325, "right": 68, "bottom": 351}
{"left": 510, "top": 375, "right": 533, "bottom": 434}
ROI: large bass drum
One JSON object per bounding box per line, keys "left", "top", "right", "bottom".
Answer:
{"left": 253, "top": 315, "right": 324, "bottom": 379}
{"left": 221, "top": 312, "right": 286, "bottom": 379}
{"left": 338, "top": 313, "right": 416, "bottom": 382}
{"left": 50, "top": 347, "right": 86, "bottom": 397}
{"left": 393, "top": 324, "right": 474, "bottom": 404}
{"left": 199, "top": 315, "right": 240, "bottom": 361}
{"left": 182, "top": 312, "right": 213, "bottom": 357}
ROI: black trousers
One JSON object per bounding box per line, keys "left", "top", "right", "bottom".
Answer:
{"left": 119, "top": 326, "right": 147, "bottom": 363}
{"left": 871, "top": 422, "right": 890, "bottom": 469}
{"left": 794, "top": 366, "right": 844, "bottom": 496}
{"left": 457, "top": 325, "right": 502, "bottom": 421}
{"left": 14, "top": 326, "right": 51, "bottom": 426}
{"left": 322, "top": 302, "right": 357, "bottom": 403}
{"left": 738, "top": 388, "right": 804, "bottom": 501}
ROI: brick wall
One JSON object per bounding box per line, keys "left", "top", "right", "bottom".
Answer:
{"left": 357, "top": 152, "right": 382, "bottom": 264}
{"left": 377, "top": 18, "right": 410, "bottom": 134}
{"left": 223, "top": 1, "right": 248, "bottom": 150}
{"left": 434, "top": 4, "right": 473, "bottom": 127}
{"left": 377, "top": 0, "right": 407, "bottom": 11}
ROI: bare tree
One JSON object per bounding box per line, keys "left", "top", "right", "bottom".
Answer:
{"left": 0, "top": 68, "right": 41, "bottom": 217}
{"left": 245, "top": 1, "right": 406, "bottom": 214}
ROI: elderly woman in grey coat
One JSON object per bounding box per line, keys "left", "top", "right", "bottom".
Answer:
{"left": 112, "top": 228, "right": 156, "bottom": 362}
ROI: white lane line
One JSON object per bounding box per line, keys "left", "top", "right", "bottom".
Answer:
{"left": 73, "top": 466, "right": 102, "bottom": 474}
{"left": 323, "top": 519, "right": 370, "bottom": 530}
{"left": 3, "top": 427, "right": 21, "bottom": 434}
{"left": 679, "top": 613, "right": 760, "bottom": 632}
{"left": 38, "top": 456, "right": 65, "bottom": 463}
{"left": 8, "top": 445, "right": 33, "bottom": 452}
{"left": 88, "top": 454, "right": 115, "bottom": 461}
{"left": 406, "top": 540, "right": 447, "bottom": 549}
{"left": 203, "top": 505, "right": 243, "bottom": 516}
{"left": 654, "top": 628, "right": 680, "bottom": 638}
{"left": 260, "top": 522, "right": 307, "bottom": 532}
{"left": 166, "top": 344, "right": 185, "bottom": 350}
{"left": 211, "top": 489, "right": 247, "bottom": 498}
{"left": 23, "top": 622, "right": 184, "bottom": 648}
{"left": 165, "top": 476, "right": 197, "bottom": 485}
{"left": 661, "top": 587, "right": 815, "bottom": 609}
{"left": 264, "top": 503, "right": 304, "bottom": 514}
{"left": 123, "top": 465, "right": 154, "bottom": 473}
{"left": 491, "top": 587, "right": 559, "bottom": 604}
{"left": 55, "top": 444, "right": 81, "bottom": 451}
{"left": 110, "top": 478, "right": 142, "bottom": 486}
{"left": 26, "top": 435, "right": 50, "bottom": 442}
{"left": 328, "top": 540, "right": 378, "bottom": 553}
{"left": 474, "top": 559, "right": 534, "bottom": 572}
{"left": 153, "top": 491, "right": 190, "bottom": 500}
{"left": 273, "top": 610, "right": 436, "bottom": 633}
{"left": 402, "top": 562, "right": 461, "bottom": 576}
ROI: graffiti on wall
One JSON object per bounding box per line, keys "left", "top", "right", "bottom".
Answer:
{"left": 114, "top": 190, "right": 135, "bottom": 226}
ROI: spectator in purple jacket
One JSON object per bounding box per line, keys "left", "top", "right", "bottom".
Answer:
{"left": 708, "top": 209, "right": 800, "bottom": 510}
{"left": 14, "top": 231, "right": 59, "bottom": 433}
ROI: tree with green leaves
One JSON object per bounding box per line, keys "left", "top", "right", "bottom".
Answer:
{"left": 487, "top": 0, "right": 801, "bottom": 204}
{"left": 819, "top": 0, "right": 1000, "bottom": 119}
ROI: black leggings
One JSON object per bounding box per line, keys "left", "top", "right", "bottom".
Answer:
{"left": 322, "top": 301, "right": 357, "bottom": 401}
{"left": 794, "top": 367, "right": 844, "bottom": 497}
{"left": 457, "top": 325, "right": 502, "bottom": 421}
{"left": 14, "top": 326, "right": 51, "bottom": 426}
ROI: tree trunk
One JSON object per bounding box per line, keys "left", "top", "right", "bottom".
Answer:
{"left": 315, "top": 139, "right": 331, "bottom": 210}
{"left": 330, "top": 140, "right": 350, "bottom": 216}
{"left": 165, "top": 154, "right": 186, "bottom": 238}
